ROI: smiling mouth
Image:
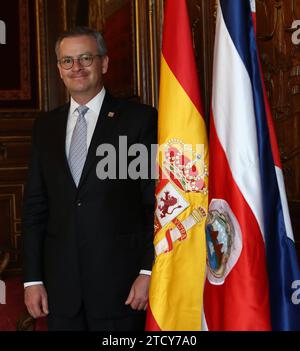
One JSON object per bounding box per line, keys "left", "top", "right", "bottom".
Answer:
{"left": 71, "top": 75, "right": 87, "bottom": 79}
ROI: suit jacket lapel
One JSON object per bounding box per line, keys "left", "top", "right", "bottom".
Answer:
{"left": 55, "top": 103, "right": 78, "bottom": 188}
{"left": 78, "top": 92, "right": 119, "bottom": 188}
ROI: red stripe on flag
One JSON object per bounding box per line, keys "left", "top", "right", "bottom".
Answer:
{"left": 252, "top": 13, "right": 256, "bottom": 33}
{"left": 162, "top": 0, "right": 204, "bottom": 116}
{"left": 259, "top": 66, "right": 282, "bottom": 168}
{"left": 145, "top": 304, "right": 161, "bottom": 331}
{"left": 261, "top": 85, "right": 282, "bottom": 168}
{"left": 204, "top": 116, "right": 271, "bottom": 330}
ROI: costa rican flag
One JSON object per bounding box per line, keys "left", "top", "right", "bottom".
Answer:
{"left": 203, "top": 0, "right": 300, "bottom": 330}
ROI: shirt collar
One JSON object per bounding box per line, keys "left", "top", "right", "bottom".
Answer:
{"left": 69, "top": 87, "right": 106, "bottom": 116}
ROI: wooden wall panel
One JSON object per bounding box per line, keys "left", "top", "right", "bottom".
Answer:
{"left": 102, "top": 0, "right": 136, "bottom": 99}
{"left": 0, "top": 0, "right": 67, "bottom": 274}
{"left": 0, "top": 129, "right": 31, "bottom": 274}
{"left": 0, "top": 0, "right": 40, "bottom": 110}
{"left": 0, "top": 184, "right": 24, "bottom": 274}
{"left": 44, "top": 0, "right": 69, "bottom": 110}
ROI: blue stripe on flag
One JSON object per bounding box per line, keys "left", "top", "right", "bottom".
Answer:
{"left": 220, "top": 0, "right": 300, "bottom": 331}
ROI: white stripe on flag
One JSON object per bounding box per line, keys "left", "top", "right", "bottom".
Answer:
{"left": 201, "top": 310, "right": 208, "bottom": 331}
{"left": 275, "top": 166, "right": 295, "bottom": 241}
{"left": 250, "top": 0, "right": 256, "bottom": 13}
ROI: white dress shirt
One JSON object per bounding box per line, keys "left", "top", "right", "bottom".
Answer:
{"left": 65, "top": 88, "right": 106, "bottom": 158}
{"left": 24, "top": 88, "right": 151, "bottom": 288}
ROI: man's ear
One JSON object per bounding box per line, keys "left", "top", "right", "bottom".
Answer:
{"left": 57, "top": 63, "right": 63, "bottom": 79}
{"left": 101, "top": 55, "right": 109, "bottom": 74}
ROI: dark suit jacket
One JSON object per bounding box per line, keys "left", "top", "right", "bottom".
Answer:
{"left": 22, "top": 92, "right": 157, "bottom": 319}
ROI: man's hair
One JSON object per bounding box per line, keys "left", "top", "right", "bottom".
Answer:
{"left": 55, "top": 27, "right": 107, "bottom": 58}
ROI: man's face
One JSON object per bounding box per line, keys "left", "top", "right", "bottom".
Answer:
{"left": 57, "top": 35, "right": 108, "bottom": 99}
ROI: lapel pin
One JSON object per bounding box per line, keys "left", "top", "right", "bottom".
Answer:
{"left": 108, "top": 112, "right": 115, "bottom": 118}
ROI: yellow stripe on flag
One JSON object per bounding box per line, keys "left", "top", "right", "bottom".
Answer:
{"left": 158, "top": 57, "right": 208, "bottom": 147}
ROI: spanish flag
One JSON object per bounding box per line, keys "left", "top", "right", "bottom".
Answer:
{"left": 146, "top": 0, "right": 209, "bottom": 331}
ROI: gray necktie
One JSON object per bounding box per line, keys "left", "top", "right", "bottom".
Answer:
{"left": 68, "top": 105, "right": 89, "bottom": 186}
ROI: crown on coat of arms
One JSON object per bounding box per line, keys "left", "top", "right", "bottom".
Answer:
{"left": 162, "top": 138, "right": 208, "bottom": 193}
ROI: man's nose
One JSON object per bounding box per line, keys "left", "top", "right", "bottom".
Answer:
{"left": 71, "top": 59, "right": 83, "bottom": 71}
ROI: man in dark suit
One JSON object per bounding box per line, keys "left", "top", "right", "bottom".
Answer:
{"left": 22, "top": 27, "right": 157, "bottom": 331}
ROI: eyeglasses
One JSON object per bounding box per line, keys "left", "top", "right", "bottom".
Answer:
{"left": 57, "top": 54, "right": 101, "bottom": 70}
